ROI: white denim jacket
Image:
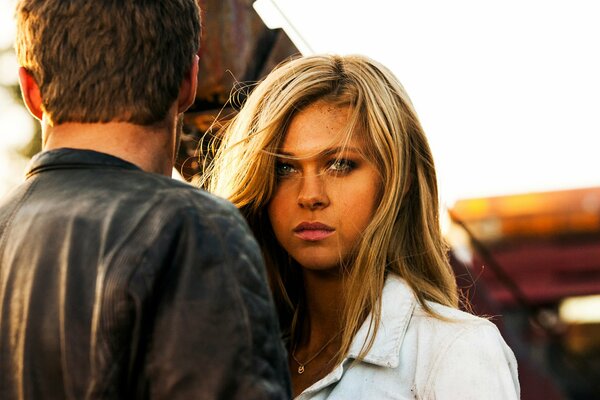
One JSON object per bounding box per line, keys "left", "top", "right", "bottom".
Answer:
{"left": 295, "top": 275, "right": 520, "bottom": 399}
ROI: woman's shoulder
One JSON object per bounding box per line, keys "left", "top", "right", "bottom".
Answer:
{"left": 407, "top": 290, "right": 509, "bottom": 352}
{"left": 380, "top": 274, "right": 498, "bottom": 342}
{"left": 409, "top": 299, "right": 510, "bottom": 354}
{"left": 381, "top": 275, "right": 516, "bottom": 368}
{"left": 417, "top": 298, "right": 494, "bottom": 325}
{"left": 320, "top": 276, "right": 519, "bottom": 399}
{"left": 384, "top": 274, "right": 493, "bottom": 328}
{"left": 401, "top": 289, "right": 520, "bottom": 398}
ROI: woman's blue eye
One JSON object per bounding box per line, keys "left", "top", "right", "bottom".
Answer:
{"left": 275, "top": 162, "right": 296, "bottom": 177}
{"left": 328, "top": 159, "right": 356, "bottom": 174}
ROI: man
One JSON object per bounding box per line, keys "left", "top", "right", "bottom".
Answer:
{"left": 0, "top": 1, "right": 290, "bottom": 398}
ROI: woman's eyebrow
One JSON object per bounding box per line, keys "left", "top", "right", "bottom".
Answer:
{"left": 278, "top": 146, "right": 362, "bottom": 158}
{"left": 320, "top": 146, "right": 361, "bottom": 157}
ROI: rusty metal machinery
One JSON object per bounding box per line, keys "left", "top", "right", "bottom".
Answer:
{"left": 177, "top": 0, "right": 299, "bottom": 182}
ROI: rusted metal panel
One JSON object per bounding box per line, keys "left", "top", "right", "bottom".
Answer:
{"left": 177, "top": 0, "right": 298, "bottom": 181}
{"left": 195, "top": 0, "right": 295, "bottom": 105}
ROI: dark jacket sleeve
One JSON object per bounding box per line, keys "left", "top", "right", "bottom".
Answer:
{"left": 136, "top": 201, "right": 291, "bottom": 400}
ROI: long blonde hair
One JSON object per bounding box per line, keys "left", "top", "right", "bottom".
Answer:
{"left": 204, "top": 54, "right": 459, "bottom": 363}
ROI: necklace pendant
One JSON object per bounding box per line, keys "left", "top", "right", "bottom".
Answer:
{"left": 298, "top": 365, "right": 305, "bottom": 374}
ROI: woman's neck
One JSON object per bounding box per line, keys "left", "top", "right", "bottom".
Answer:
{"left": 300, "top": 269, "right": 345, "bottom": 345}
{"left": 290, "top": 269, "right": 345, "bottom": 397}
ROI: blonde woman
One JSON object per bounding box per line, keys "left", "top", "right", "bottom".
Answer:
{"left": 205, "top": 54, "right": 520, "bottom": 399}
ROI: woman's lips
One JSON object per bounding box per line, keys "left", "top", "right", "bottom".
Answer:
{"left": 293, "top": 222, "right": 335, "bottom": 241}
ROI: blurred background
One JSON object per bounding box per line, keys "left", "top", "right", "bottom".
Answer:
{"left": 1, "top": 0, "right": 599, "bottom": 398}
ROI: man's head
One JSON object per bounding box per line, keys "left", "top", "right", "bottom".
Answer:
{"left": 15, "top": 0, "right": 201, "bottom": 126}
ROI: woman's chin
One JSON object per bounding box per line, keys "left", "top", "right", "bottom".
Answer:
{"left": 292, "top": 256, "right": 343, "bottom": 274}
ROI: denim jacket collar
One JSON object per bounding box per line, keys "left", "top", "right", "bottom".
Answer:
{"left": 296, "top": 276, "right": 417, "bottom": 398}
{"left": 346, "top": 275, "right": 416, "bottom": 368}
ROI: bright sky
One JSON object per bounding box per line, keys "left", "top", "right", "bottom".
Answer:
{"left": 255, "top": 0, "right": 600, "bottom": 205}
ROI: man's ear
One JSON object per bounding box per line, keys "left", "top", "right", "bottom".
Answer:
{"left": 18, "top": 67, "right": 44, "bottom": 121}
{"left": 177, "top": 55, "right": 199, "bottom": 113}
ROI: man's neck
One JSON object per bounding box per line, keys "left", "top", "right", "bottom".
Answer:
{"left": 42, "top": 120, "right": 176, "bottom": 176}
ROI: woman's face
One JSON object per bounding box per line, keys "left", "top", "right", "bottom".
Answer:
{"left": 267, "top": 101, "right": 380, "bottom": 271}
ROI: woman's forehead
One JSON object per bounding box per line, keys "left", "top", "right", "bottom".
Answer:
{"left": 280, "top": 101, "right": 364, "bottom": 155}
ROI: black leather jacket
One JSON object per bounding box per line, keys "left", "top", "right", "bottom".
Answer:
{"left": 0, "top": 149, "right": 291, "bottom": 399}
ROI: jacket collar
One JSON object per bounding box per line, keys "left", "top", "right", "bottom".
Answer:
{"left": 26, "top": 148, "right": 140, "bottom": 178}
{"left": 295, "top": 276, "right": 418, "bottom": 398}
{"left": 346, "top": 274, "right": 416, "bottom": 369}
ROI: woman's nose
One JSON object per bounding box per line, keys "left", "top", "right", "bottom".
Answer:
{"left": 297, "top": 174, "right": 329, "bottom": 210}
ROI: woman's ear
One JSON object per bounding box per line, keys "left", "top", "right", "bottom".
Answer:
{"left": 18, "top": 67, "right": 44, "bottom": 121}
{"left": 177, "top": 55, "right": 199, "bottom": 113}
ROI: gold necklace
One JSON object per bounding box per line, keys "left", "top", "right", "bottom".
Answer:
{"left": 291, "top": 334, "right": 338, "bottom": 374}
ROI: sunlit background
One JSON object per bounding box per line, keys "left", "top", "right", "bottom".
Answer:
{"left": 0, "top": 0, "right": 32, "bottom": 197}
{"left": 1, "top": 1, "right": 599, "bottom": 397}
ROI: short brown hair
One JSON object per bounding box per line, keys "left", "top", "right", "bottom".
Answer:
{"left": 15, "top": 0, "right": 201, "bottom": 125}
